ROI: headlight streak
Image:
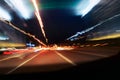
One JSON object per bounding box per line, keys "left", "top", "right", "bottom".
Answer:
{"left": 76, "top": 0, "right": 101, "bottom": 17}
{"left": 0, "top": 36, "right": 9, "bottom": 40}
{"left": 89, "top": 33, "right": 120, "bottom": 41}
{"left": 4, "top": 0, "right": 33, "bottom": 19}
{"left": 0, "top": 42, "right": 25, "bottom": 47}
{"left": 67, "top": 13, "right": 120, "bottom": 41}
{"left": 31, "top": 0, "right": 48, "bottom": 43}
{"left": 0, "top": 7, "right": 12, "bottom": 21}
{"left": 0, "top": 18, "right": 46, "bottom": 46}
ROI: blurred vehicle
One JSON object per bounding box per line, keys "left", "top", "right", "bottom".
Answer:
{"left": 0, "top": 48, "right": 18, "bottom": 55}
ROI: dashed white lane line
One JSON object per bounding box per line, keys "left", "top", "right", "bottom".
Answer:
{"left": 55, "top": 51, "right": 77, "bottom": 66}
{"left": 64, "top": 50, "right": 108, "bottom": 57}
{"left": 6, "top": 51, "right": 42, "bottom": 74}
{"left": 80, "top": 51, "right": 108, "bottom": 57}
{"left": 0, "top": 54, "right": 25, "bottom": 62}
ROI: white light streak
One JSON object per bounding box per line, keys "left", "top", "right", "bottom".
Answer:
{"left": 0, "top": 36, "right": 9, "bottom": 40}
{"left": 0, "top": 18, "right": 46, "bottom": 46}
{"left": 5, "top": 0, "right": 33, "bottom": 19}
{"left": 31, "top": 0, "right": 48, "bottom": 43}
{"left": 67, "top": 27, "right": 95, "bottom": 40}
{"left": 0, "top": 7, "right": 12, "bottom": 20}
{"left": 67, "top": 13, "right": 120, "bottom": 41}
{"left": 76, "top": 0, "right": 101, "bottom": 17}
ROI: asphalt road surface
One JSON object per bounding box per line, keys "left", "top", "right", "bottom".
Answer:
{"left": 0, "top": 46, "right": 120, "bottom": 78}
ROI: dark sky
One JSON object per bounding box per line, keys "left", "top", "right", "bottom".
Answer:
{"left": 41, "top": 0, "right": 120, "bottom": 44}
{"left": 24, "top": 9, "right": 95, "bottom": 44}
{"left": 40, "top": 9, "right": 86, "bottom": 43}
{"left": 26, "top": 0, "right": 90, "bottom": 44}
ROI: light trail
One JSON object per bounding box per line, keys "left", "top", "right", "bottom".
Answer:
{"left": 67, "top": 13, "right": 120, "bottom": 41}
{"left": 0, "top": 7, "right": 12, "bottom": 21}
{"left": 76, "top": 0, "right": 101, "bottom": 17}
{"left": 31, "top": 0, "right": 48, "bottom": 43}
{"left": 0, "top": 42, "right": 25, "bottom": 47}
{"left": 89, "top": 33, "right": 120, "bottom": 41}
{"left": 0, "top": 18, "right": 46, "bottom": 46}
{"left": 4, "top": 0, "right": 33, "bottom": 19}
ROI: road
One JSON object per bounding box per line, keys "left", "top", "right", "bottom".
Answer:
{"left": 0, "top": 46, "right": 119, "bottom": 75}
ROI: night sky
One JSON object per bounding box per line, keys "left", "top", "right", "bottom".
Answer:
{"left": 23, "top": 0, "right": 95, "bottom": 44}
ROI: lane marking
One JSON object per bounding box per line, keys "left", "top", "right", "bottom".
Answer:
{"left": 64, "top": 50, "right": 108, "bottom": 57}
{"left": 0, "top": 57, "right": 15, "bottom": 61}
{"left": 6, "top": 51, "right": 43, "bottom": 74}
{"left": 0, "top": 51, "right": 29, "bottom": 61}
{"left": 55, "top": 51, "right": 76, "bottom": 66}
{"left": 0, "top": 54, "right": 24, "bottom": 61}
{"left": 80, "top": 51, "right": 108, "bottom": 57}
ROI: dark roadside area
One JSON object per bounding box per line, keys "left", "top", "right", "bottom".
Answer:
{"left": 0, "top": 51, "right": 120, "bottom": 79}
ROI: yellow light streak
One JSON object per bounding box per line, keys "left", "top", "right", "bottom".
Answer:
{"left": 89, "top": 33, "right": 120, "bottom": 41}
{"left": 0, "top": 42, "right": 25, "bottom": 47}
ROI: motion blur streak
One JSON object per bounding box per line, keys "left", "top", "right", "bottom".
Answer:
{"left": 0, "top": 7, "right": 12, "bottom": 20}
{"left": 4, "top": 0, "right": 33, "bottom": 19}
{"left": 31, "top": 0, "right": 48, "bottom": 43}
{"left": 47, "top": 46, "right": 74, "bottom": 50}
{"left": 89, "top": 33, "right": 120, "bottom": 41}
{"left": 76, "top": 0, "right": 101, "bottom": 17}
{"left": 67, "top": 27, "right": 95, "bottom": 40}
{"left": 67, "top": 13, "right": 120, "bottom": 41}
{"left": 0, "top": 18, "right": 46, "bottom": 46}
{"left": 56, "top": 47, "right": 73, "bottom": 50}
{"left": 0, "top": 42, "right": 25, "bottom": 47}
{"left": 0, "top": 36, "right": 9, "bottom": 40}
